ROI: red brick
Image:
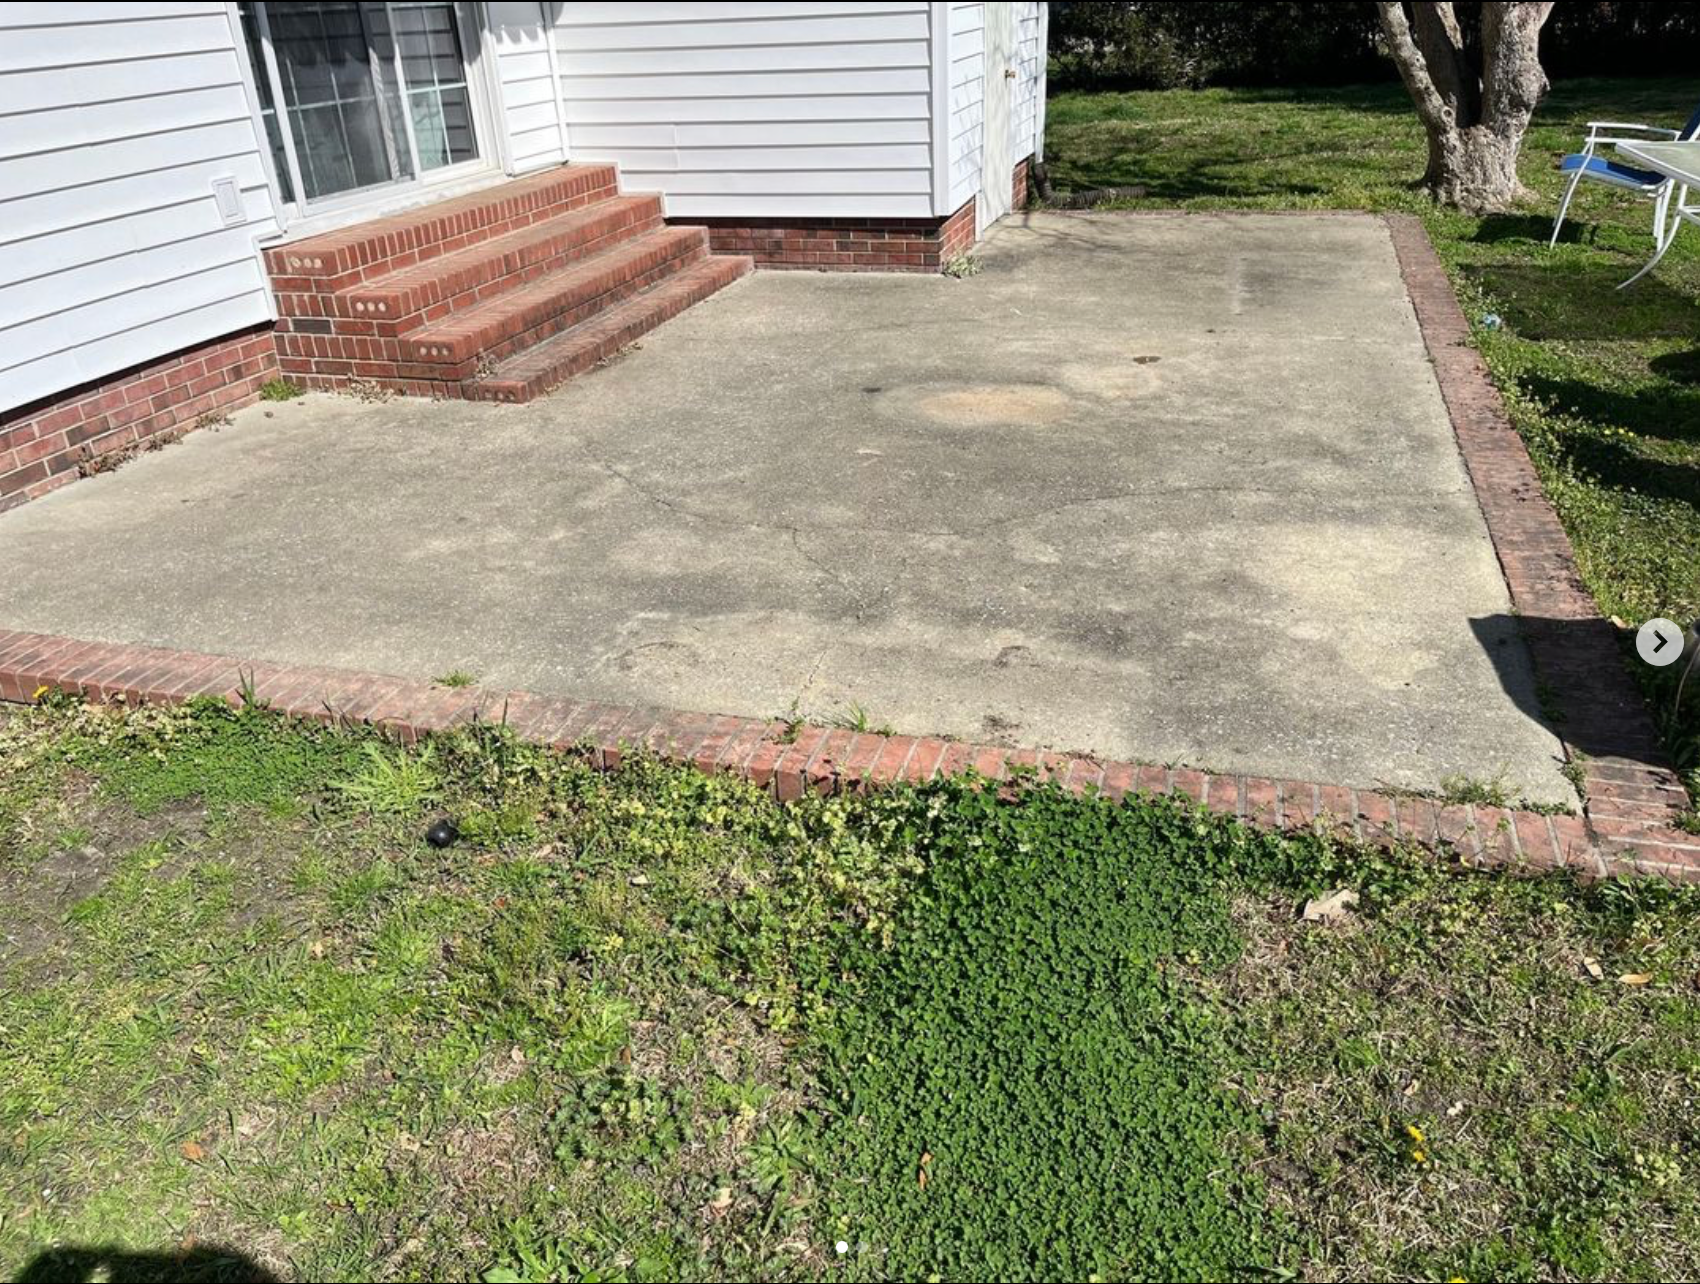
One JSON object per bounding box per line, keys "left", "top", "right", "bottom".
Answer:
{"left": 904, "top": 738, "right": 948, "bottom": 782}
{"left": 1201, "top": 774, "right": 1241, "bottom": 818}
{"left": 1100, "top": 759, "right": 1138, "bottom": 803}
{"left": 1244, "top": 778, "right": 1280, "bottom": 828}
{"left": 866, "top": 734, "right": 919, "bottom": 785}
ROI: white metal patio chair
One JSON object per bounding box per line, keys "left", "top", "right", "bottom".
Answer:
{"left": 1548, "top": 104, "right": 1700, "bottom": 259}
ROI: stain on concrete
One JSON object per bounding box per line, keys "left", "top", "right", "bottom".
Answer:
{"left": 890, "top": 383, "right": 1074, "bottom": 427}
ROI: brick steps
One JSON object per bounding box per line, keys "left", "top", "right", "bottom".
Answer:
{"left": 266, "top": 164, "right": 620, "bottom": 287}
{"left": 266, "top": 162, "right": 748, "bottom": 402}
{"left": 400, "top": 225, "right": 710, "bottom": 378}
{"left": 336, "top": 194, "right": 665, "bottom": 334}
{"left": 467, "top": 255, "right": 753, "bottom": 402}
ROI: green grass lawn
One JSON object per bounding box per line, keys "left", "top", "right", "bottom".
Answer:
{"left": 3, "top": 698, "right": 1700, "bottom": 1282}
{"left": 1044, "top": 78, "right": 1700, "bottom": 802}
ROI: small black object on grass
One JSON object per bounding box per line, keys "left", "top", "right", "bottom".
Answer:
{"left": 425, "top": 818, "right": 459, "bottom": 849}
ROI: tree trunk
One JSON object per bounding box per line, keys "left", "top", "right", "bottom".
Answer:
{"left": 1376, "top": 2, "right": 1555, "bottom": 214}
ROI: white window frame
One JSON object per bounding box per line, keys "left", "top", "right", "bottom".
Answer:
{"left": 233, "top": 0, "right": 510, "bottom": 241}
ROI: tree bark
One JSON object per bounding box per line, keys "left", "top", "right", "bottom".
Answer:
{"left": 1376, "top": 1, "right": 1555, "bottom": 213}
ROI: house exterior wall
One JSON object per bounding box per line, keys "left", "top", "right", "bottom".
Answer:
{"left": 551, "top": 2, "right": 938, "bottom": 219}
{"left": 0, "top": 325, "right": 277, "bottom": 511}
{"left": 0, "top": 0, "right": 1051, "bottom": 487}
{"left": 947, "top": 3, "right": 985, "bottom": 213}
{"left": 0, "top": 2, "right": 281, "bottom": 416}
{"left": 945, "top": 2, "right": 1044, "bottom": 219}
{"left": 487, "top": 0, "right": 570, "bottom": 174}
{"left": 1013, "top": 1, "right": 1044, "bottom": 168}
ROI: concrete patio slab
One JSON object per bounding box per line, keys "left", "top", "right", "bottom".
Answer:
{"left": 0, "top": 211, "right": 1574, "bottom": 804}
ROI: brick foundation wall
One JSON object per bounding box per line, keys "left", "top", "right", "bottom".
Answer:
{"left": 1, "top": 325, "right": 278, "bottom": 513}
{"left": 686, "top": 197, "right": 978, "bottom": 273}
{"left": 1013, "top": 155, "right": 1033, "bottom": 211}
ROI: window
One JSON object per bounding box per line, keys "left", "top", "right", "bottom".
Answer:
{"left": 238, "top": 2, "right": 481, "bottom": 208}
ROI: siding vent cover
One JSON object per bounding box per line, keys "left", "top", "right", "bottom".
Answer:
{"left": 211, "top": 176, "right": 245, "bottom": 227}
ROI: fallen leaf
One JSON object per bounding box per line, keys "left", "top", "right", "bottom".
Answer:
{"left": 1618, "top": 972, "right": 1653, "bottom": 986}
{"left": 179, "top": 1140, "right": 206, "bottom": 1163}
{"left": 1301, "top": 889, "right": 1359, "bottom": 923}
{"left": 629, "top": 873, "right": 651, "bottom": 887}
{"left": 1582, "top": 956, "right": 1604, "bottom": 980}
{"left": 509, "top": 1046, "right": 527, "bottom": 1065}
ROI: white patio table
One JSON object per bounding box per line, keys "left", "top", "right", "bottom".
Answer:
{"left": 1614, "top": 139, "right": 1700, "bottom": 286}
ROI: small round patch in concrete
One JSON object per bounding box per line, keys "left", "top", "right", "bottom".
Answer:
{"left": 1636, "top": 617, "right": 1686, "bottom": 667}
{"left": 905, "top": 383, "right": 1073, "bottom": 427}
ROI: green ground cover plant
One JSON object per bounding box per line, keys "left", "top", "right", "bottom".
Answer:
{"left": 3, "top": 697, "right": 1698, "bottom": 1281}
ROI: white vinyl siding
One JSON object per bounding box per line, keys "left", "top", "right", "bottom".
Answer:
{"left": 946, "top": 2, "right": 983, "bottom": 212}
{"left": 487, "top": 0, "right": 568, "bottom": 173}
{"left": 0, "top": 1, "right": 278, "bottom": 412}
{"left": 944, "top": 3, "right": 1043, "bottom": 216}
{"left": 552, "top": 1, "right": 937, "bottom": 219}
{"left": 1013, "top": 1, "right": 1043, "bottom": 161}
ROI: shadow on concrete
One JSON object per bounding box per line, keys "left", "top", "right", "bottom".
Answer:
{"left": 1471, "top": 613, "right": 1677, "bottom": 769}
{"left": 14, "top": 1244, "right": 278, "bottom": 1283}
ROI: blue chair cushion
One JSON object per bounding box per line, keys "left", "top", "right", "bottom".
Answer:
{"left": 1560, "top": 153, "right": 1664, "bottom": 188}
{"left": 1684, "top": 104, "right": 1700, "bottom": 140}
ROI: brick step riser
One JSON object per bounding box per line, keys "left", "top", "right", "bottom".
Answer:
{"left": 400, "top": 232, "right": 710, "bottom": 372}
{"left": 264, "top": 164, "right": 620, "bottom": 287}
{"left": 468, "top": 259, "right": 752, "bottom": 403}
{"left": 330, "top": 203, "right": 666, "bottom": 336}
{"left": 275, "top": 252, "right": 737, "bottom": 401}
{"left": 272, "top": 232, "right": 709, "bottom": 388}
{"left": 400, "top": 246, "right": 710, "bottom": 386}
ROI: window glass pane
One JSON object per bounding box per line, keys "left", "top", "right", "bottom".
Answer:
{"left": 395, "top": 3, "right": 476, "bottom": 170}
{"left": 249, "top": 1, "right": 475, "bottom": 202}
{"left": 238, "top": 2, "right": 293, "bottom": 203}
{"left": 439, "top": 86, "right": 475, "bottom": 164}
{"left": 408, "top": 89, "right": 449, "bottom": 171}
{"left": 289, "top": 103, "right": 356, "bottom": 199}
{"left": 409, "top": 85, "right": 475, "bottom": 170}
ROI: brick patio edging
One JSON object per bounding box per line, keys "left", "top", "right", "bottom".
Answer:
{"left": 1, "top": 630, "right": 1696, "bottom": 881}
{"left": 1381, "top": 213, "right": 1693, "bottom": 867}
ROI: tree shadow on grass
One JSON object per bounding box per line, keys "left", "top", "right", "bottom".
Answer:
{"left": 1046, "top": 142, "right": 1336, "bottom": 203}
{"left": 1521, "top": 370, "right": 1700, "bottom": 452}
{"left": 1470, "top": 212, "right": 1608, "bottom": 247}
{"left": 1462, "top": 261, "right": 1698, "bottom": 340}
{"left": 1650, "top": 348, "right": 1700, "bottom": 385}
{"left": 15, "top": 1244, "right": 278, "bottom": 1283}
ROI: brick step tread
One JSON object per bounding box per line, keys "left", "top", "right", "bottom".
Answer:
{"left": 466, "top": 255, "right": 752, "bottom": 403}
{"left": 265, "top": 163, "right": 619, "bottom": 283}
{"left": 403, "top": 225, "right": 710, "bottom": 367}
{"left": 337, "top": 194, "right": 665, "bottom": 327}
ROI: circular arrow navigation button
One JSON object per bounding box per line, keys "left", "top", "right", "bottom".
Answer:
{"left": 1636, "top": 617, "right": 1685, "bottom": 667}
